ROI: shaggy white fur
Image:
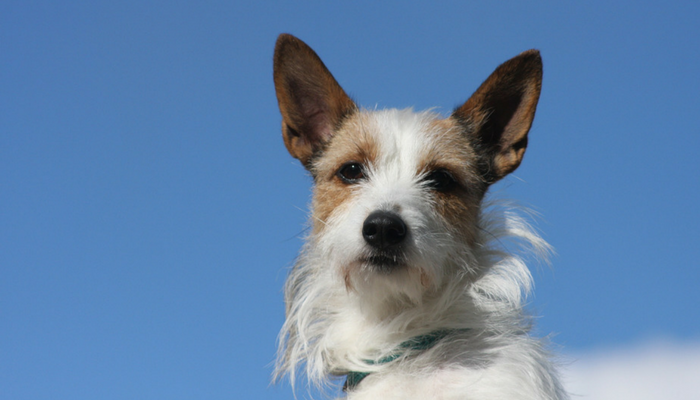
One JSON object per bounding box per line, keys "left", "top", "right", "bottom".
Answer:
{"left": 273, "top": 110, "right": 567, "bottom": 400}
{"left": 272, "top": 33, "right": 565, "bottom": 399}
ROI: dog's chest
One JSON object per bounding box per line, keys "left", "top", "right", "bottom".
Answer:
{"left": 345, "top": 349, "right": 554, "bottom": 400}
{"left": 346, "top": 368, "right": 504, "bottom": 400}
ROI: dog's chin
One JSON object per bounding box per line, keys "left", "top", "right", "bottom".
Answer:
{"left": 345, "top": 252, "right": 433, "bottom": 313}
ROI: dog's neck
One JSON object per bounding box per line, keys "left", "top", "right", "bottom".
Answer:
{"left": 342, "top": 328, "right": 466, "bottom": 391}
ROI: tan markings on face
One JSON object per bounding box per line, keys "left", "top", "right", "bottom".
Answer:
{"left": 419, "top": 118, "right": 485, "bottom": 245}
{"left": 310, "top": 114, "right": 379, "bottom": 233}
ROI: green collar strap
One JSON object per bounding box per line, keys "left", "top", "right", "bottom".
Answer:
{"left": 342, "top": 329, "right": 461, "bottom": 391}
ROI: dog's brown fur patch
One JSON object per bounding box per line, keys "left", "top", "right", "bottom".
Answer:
{"left": 418, "top": 118, "right": 485, "bottom": 246}
{"left": 310, "top": 113, "right": 381, "bottom": 233}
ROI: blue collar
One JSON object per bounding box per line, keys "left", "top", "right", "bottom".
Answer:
{"left": 343, "top": 329, "right": 460, "bottom": 391}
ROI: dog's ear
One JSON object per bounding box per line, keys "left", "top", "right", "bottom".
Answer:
{"left": 452, "top": 50, "right": 542, "bottom": 184}
{"left": 273, "top": 34, "right": 357, "bottom": 168}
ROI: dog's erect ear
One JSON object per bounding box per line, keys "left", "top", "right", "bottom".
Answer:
{"left": 273, "top": 34, "right": 357, "bottom": 167}
{"left": 453, "top": 50, "right": 543, "bottom": 183}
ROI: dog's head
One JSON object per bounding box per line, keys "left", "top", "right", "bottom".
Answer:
{"left": 273, "top": 34, "right": 542, "bottom": 309}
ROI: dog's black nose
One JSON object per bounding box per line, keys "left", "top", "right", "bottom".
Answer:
{"left": 362, "top": 211, "right": 407, "bottom": 250}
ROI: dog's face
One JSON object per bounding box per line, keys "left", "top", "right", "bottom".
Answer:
{"left": 273, "top": 34, "right": 542, "bottom": 308}
{"left": 307, "top": 110, "right": 484, "bottom": 305}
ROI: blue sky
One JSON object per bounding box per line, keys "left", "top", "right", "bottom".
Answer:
{"left": 2, "top": 1, "right": 699, "bottom": 399}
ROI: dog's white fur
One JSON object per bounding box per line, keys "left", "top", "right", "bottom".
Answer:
{"left": 272, "top": 35, "right": 567, "bottom": 400}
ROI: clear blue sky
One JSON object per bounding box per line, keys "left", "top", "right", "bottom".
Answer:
{"left": 2, "top": 1, "right": 699, "bottom": 399}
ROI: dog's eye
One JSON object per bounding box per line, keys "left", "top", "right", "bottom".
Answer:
{"left": 425, "top": 169, "right": 457, "bottom": 192}
{"left": 337, "top": 162, "right": 366, "bottom": 183}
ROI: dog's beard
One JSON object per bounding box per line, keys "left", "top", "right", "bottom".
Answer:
{"left": 344, "top": 261, "right": 431, "bottom": 314}
{"left": 324, "top": 235, "right": 457, "bottom": 316}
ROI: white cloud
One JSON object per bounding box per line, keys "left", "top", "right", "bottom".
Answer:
{"left": 562, "top": 339, "right": 700, "bottom": 400}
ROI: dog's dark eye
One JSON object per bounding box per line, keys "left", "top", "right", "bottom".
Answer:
{"left": 425, "top": 169, "right": 457, "bottom": 192}
{"left": 337, "top": 162, "right": 366, "bottom": 183}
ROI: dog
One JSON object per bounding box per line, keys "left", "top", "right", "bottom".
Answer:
{"left": 271, "top": 33, "right": 567, "bottom": 400}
